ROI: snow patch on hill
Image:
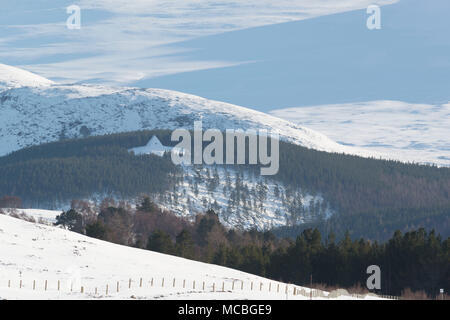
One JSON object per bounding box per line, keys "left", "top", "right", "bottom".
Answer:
{"left": 129, "top": 136, "right": 175, "bottom": 157}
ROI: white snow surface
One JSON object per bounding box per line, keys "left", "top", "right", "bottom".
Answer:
{"left": 0, "top": 64, "right": 54, "bottom": 90}
{"left": 0, "top": 214, "right": 383, "bottom": 300}
{"left": 0, "top": 208, "right": 61, "bottom": 225}
{"left": 0, "top": 64, "right": 381, "bottom": 160}
{"left": 270, "top": 101, "right": 450, "bottom": 166}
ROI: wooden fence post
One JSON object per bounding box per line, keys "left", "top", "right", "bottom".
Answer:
{"left": 117, "top": 281, "right": 119, "bottom": 292}
{"left": 140, "top": 278, "right": 143, "bottom": 288}
{"left": 251, "top": 282, "right": 253, "bottom": 291}
{"left": 106, "top": 284, "right": 109, "bottom": 295}
{"left": 151, "top": 278, "right": 154, "bottom": 287}
{"left": 222, "top": 282, "right": 225, "bottom": 292}
{"left": 81, "top": 286, "right": 84, "bottom": 293}
{"left": 260, "top": 283, "right": 263, "bottom": 291}
{"left": 162, "top": 278, "right": 165, "bottom": 287}
{"left": 193, "top": 281, "right": 196, "bottom": 289}
{"left": 45, "top": 280, "right": 48, "bottom": 291}
{"left": 183, "top": 279, "right": 186, "bottom": 288}
{"left": 213, "top": 283, "right": 215, "bottom": 292}
{"left": 202, "top": 281, "right": 205, "bottom": 291}
{"left": 232, "top": 281, "right": 235, "bottom": 290}
{"left": 129, "top": 278, "right": 131, "bottom": 289}
{"left": 58, "top": 280, "right": 60, "bottom": 291}
{"left": 173, "top": 278, "right": 176, "bottom": 287}
{"left": 33, "top": 280, "right": 36, "bottom": 290}
{"left": 8, "top": 280, "right": 10, "bottom": 288}
{"left": 95, "top": 287, "right": 98, "bottom": 295}
{"left": 20, "top": 280, "right": 22, "bottom": 289}
{"left": 277, "top": 284, "right": 280, "bottom": 293}
{"left": 269, "top": 283, "right": 271, "bottom": 292}
{"left": 241, "top": 281, "right": 244, "bottom": 290}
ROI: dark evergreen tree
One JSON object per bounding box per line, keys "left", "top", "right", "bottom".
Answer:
{"left": 137, "top": 196, "right": 158, "bottom": 213}
{"left": 147, "top": 230, "right": 174, "bottom": 254}
{"left": 85, "top": 221, "right": 107, "bottom": 239}
{"left": 54, "top": 209, "right": 83, "bottom": 233}
{"left": 176, "top": 230, "right": 195, "bottom": 258}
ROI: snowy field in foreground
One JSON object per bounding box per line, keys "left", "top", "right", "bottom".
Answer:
{"left": 0, "top": 214, "right": 384, "bottom": 300}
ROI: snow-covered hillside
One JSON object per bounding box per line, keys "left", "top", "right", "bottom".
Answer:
{"left": 0, "top": 208, "right": 61, "bottom": 225}
{"left": 271, "top": 100, "right": 450, "bottom": 166}
{"left": 0, "top": 64, "right": 54, "bottom": 90}
{"left": 0, "top": 214, "right": 382, "bottom": 300}
{"left": 0, "top": 63, "right": 379, "bottom": 159}
{"left": 156, "top": 165, "right": 330, "bottom": 230}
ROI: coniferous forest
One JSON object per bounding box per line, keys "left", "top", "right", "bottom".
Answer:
{"left": 274, "top": 143, "right": 450, "bottom": 241}
{"left": 0, "top": 130, "right": 449, "bottom": 242}
{"left": 0, "top": 131, "right": 179, "bottom": 206}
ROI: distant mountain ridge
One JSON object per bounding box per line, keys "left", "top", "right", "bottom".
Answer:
{"left": 0, "top": 63, "right": 379, "bottom": 159}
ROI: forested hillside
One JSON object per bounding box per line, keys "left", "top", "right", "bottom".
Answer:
{"left": 1, "top": 130, "right": 449, "bottom": 240}
{"left": 273, "top": 143, "right": 450, "bottom": 240}
{"left": 0, "top": 130, "right": 179, "bottom": 206}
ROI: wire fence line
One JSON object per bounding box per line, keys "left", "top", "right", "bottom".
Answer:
{"left": 0, "top": 276, "right": 397, "bottom": 300}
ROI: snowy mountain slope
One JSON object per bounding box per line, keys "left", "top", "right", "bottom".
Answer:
{"left": 0, "top": 64, "right": 381, "bottom": 160}
{"left": 155, "top": 165, "right": 329, "bottom": 231}
{"left": 0, "top": 214, "right": 381, "bottom": 300}
{"left": 270, "top": 100, "right": 450, "bottom": 166}
{"left": 0, "top": 64, "right": 54, "bottom": 90}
